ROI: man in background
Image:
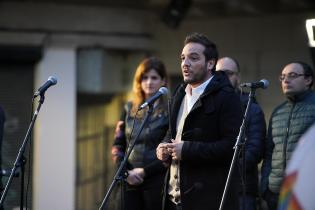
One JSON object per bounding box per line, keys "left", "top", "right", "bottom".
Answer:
{"left": 260, "top": 61, "right": 315, "bottom": 210}
{"left": 216, "top": 57, "right": 266, "bottom": 210}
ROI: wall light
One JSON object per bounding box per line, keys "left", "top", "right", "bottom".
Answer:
{"left": 306, "top": 19, "right": 315, "bottom": 47}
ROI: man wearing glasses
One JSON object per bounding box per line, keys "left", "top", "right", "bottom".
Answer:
{"left": 216, "top": 57, "right": 266, "bottom": 210}
{"left": 260, "top": 61, "right": 315, "bottom": 210}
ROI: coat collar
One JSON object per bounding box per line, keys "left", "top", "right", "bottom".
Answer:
{"left": 170, "top": 71, "right": 233, "bottom": 132}
{"left": 287, "top": 89, "right": 313, "bottom": 103}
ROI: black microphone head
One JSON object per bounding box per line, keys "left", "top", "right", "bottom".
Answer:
{"left": 48, "top": 76, "right": 58, "bottom": 85}
{"left": 159, "top": 87, "right": 168, "bottom": 95}
{"left": 260, "top": 79, "right": 269, "bottom": 89}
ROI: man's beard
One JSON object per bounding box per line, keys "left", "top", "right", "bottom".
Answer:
{"left": 183, "top": 66, "right": 208, "bottom": 85}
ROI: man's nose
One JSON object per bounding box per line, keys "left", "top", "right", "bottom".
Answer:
{"left": 182, "top": 58, "right": 190, "bottom": 67}
{"left": 283, "top": 76, "right": 291, "bottom": 83}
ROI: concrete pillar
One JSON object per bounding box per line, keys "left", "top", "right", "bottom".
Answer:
{"left": 33, "top": 46, "right": 76, "bottom": 210}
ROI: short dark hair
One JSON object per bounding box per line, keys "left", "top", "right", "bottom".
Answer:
{"left": 184, "top": 32, "right": 218, "bottom": 72}
{"left": 295, "top": 61, "right": 314, "bottom": 88}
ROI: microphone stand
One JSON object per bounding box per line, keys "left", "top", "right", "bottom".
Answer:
{"left": 99, "top": 104, "right": 154, "bottom": 210}
{"left": 0, "top": 93, "right": 46, "bottom": 207}
{"left": 219, "top": 88, "right": 256, "bottom": 210}
{"left": 20, "top": 156, "right": 26, "bottom": 210}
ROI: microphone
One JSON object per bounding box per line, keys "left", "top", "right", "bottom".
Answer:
{"left": 240, "top": 79, "right": 269, "bottom": 89}
{"left": 139, "top": 87, "right": 168, "bottom": 110}
{"left": 34, "top": 76, "right": 58, "bottom": 97}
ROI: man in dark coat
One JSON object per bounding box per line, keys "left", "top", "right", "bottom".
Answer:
{"left": 156, "top": 33, "right": 243, "bottom": 210}
{"left": 216, "top": 57, "right": 266, "bottom": 210}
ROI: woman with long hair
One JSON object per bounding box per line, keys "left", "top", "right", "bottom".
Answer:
{"left": 112, "top": 57, "right": 169, "bottom": 210}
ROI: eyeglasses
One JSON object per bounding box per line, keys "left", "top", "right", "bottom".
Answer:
{"left": 279, "top": 72, "right": 306, "bottom": 82}
{"left": 219, "top": 69, "right": 238, "bottom": 76}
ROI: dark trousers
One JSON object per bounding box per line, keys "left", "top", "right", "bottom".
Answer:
{"left": 123, "top": 184, "right": 163, "bottom": 210}
{"left": 264, "top": 189, "right": 279, "bottom": 210}
{"left": 165, "top": 199, "right": 182, "bottom": 210}
{"left": 239, "top": 194, "right": 257, "bottom": 210}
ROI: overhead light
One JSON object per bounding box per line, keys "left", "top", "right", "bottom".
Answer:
{"left": 306, "top": 19, "right": 315, "bottom": 47}
{"left": 161, "top": 0, "right": 192, "bottom": 29}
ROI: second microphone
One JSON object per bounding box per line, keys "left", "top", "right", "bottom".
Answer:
{"left": 138, "top": 87, "right": 168, "bottom": 110}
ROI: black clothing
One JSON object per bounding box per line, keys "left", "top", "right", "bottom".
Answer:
{"left": 112, "top": 99, "right": 168, "bottom": 210}
{"left": 162, "top": 71, "right": 243, "bottom": 210}
{"left": 238, "top": 92, "right": 266, "bottom": 195}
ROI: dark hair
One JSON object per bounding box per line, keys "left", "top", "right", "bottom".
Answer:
{"left": 184, "top": 32, "right": 218, "bottom": 72}
{"left": 295, "top": 61, "right": 314, "bottom": 88}
{"left": 132, "top": 57, "right": 168, "bottom": 113}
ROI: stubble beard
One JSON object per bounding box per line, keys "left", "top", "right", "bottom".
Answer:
{"left": 183, "top": 65, "right": 208, "bottom": 85}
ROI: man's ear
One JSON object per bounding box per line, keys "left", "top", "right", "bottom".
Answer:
{"left": 305, "top": 76, "right": 312, "bottom": 87}
{"left": 207, "top": 59, "right": 215, "bottom": 71}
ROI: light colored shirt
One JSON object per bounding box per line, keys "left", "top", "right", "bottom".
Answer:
{"left": 185, "top": 76, "right": 213, "bottom": 112}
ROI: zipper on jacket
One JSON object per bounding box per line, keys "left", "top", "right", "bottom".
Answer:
{"left": 283, "top": 103, "right": 295, "bottom": 170}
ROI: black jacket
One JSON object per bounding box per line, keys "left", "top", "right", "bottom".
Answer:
{"left": 238, "top": 92, "right": 266, "bottom": 195}
{"left": 112, "top": 99, "right": 169, "bottom": 184}
{"left": 162, "top": 71, "right": 243, "bottom": 210}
